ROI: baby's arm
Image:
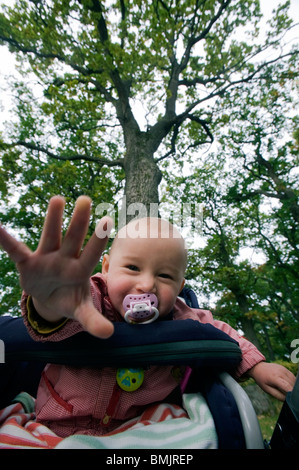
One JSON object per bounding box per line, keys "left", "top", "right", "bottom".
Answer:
{"left": 211, "top": 317, "right": 296, "bottom": 400}
{"left": 0, "top": 195, "right": 114, "bottom": 339}
{"left": 247, "top": 361, "right": 296, "bottom": 401}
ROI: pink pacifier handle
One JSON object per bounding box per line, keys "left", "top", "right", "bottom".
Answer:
{"left": 123, "top": 293, "right": 159, "bottom": 324}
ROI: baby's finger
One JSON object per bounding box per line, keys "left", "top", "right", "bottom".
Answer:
{"left": 79, "top": 216, "right": 113, "bottom": 274}
{"left": 285, "top": 370, "right": 296, "bottom": 388}
{"left": 277, "top": 376, "right": 296, "bottom": 394}
{"left": 61, "top": 196, "right": 92, "bottom": 258}
{"left": 37, "top": 196, "right": 65, "bottom": 254}
{"left": 0, "top": 224, "right": 32, "bottom": 263}
{"left": 266, "top": 375, "right": 295, "bottom": 401}
{"left": 266, "top": 386, "right": 287, "bottom": 402}
{"left": 75, "top": 301, "right": 114, "bottom": 339}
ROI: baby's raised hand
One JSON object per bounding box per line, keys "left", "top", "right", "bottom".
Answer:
{"left": 0, "top": 195, "right": 114, "bottom": 338}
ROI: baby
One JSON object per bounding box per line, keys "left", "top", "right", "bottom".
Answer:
{"left": 0, "top": 195, "right": 295, "bottom": 437}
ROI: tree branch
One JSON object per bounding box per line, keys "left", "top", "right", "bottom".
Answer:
{"left": 254, "top": 134, "right": 299, "bottom": 223}
{"left": 3, "top": 140, "right": 124, "bottom": 168}
{"left": 83, "top": 0, "right": 139, "bottom": 135}
{"left": 0, "top": 2, "right": 138, "bottom": 136}
{"left": 179, "top": 0, "right": 232, "bottom": 72}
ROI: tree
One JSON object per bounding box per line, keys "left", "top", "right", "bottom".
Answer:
{"left": 163, "top": 52, "right": 298, "bottom": 357}
{"left": 0, "top": 0, "right": 298, "bottom": 319}
{"left": 1, "top": 0, "right": 297, "bottom": 208}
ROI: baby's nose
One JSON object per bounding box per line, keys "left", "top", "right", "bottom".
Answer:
{"left": 136, "top": 274, "right": 156, "bottom": 293}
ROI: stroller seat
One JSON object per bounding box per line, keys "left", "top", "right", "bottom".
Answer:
{"left": 0, "top": 311, "right": 265, "bottom": 449}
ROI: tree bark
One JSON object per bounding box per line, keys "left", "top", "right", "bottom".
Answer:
{"left": 123, "top": 130, "right": 162, "bottom": 223}
{"left": 233, "top": 291, "right": 263, "bottom": 351}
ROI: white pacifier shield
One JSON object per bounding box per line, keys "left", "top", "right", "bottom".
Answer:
{"left": 123, "top": 293, "right": 159, "bottom": 324}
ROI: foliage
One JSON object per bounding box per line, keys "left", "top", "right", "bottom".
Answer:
{"left": 163, "top": 50, "right": 299, "bottom": 358}
{"left": 0, "top": 0, "right": 298, "bottom": 365}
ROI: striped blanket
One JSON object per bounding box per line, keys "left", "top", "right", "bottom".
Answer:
{"left": 0, "top": 392, "right": 217, "bottom": 449}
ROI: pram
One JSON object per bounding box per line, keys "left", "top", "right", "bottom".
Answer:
{"left": 0, "top": 286, "right": 298, "bottom": 449}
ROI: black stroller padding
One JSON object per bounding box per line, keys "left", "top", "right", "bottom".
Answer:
{"left": 1, "top": 316, "right": 241, "bottom": 368}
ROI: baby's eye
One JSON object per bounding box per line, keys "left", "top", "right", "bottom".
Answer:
{"left": 126, "top": 265, "right": 139, "bottom": 272}
{"left": 158, "top": 273, "right": 173, "bottom": 279}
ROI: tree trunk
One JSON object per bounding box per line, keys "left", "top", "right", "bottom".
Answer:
{"left": 122, "top": 130, "right": 162, "bottom": 224}
{"left": 262, "top": 326, "right": 275, "bottom": 361}
{"left": 240, "top": 315, "right": 263, "bottom": 352}
{"left": 233, "top": 291, "right": 263, "bottom": 351}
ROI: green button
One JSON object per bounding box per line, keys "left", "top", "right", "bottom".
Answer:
{"left": 116, "top": 368, "right": 144, "bottom": 392}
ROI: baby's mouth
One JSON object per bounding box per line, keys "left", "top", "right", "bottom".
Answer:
{"left": 123, "top": 293, "right": 159, "bottom": 324}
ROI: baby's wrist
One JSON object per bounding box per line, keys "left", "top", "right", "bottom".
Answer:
{"left": 247, "top": 360, "right": 266, "bottom": 378}
{"left": 26, "top": 296, "right": 68, "bottom": 335}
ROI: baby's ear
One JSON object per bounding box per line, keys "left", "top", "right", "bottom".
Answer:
{"left": 101, "top": 254, "right": 110, "bottom": 276}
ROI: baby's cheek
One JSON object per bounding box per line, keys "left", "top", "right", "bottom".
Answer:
{"left": 159, "top": 292, "right": 177, "bottom": 317}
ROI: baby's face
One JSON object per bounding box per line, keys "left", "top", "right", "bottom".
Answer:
{"left": 102, "top": 222, "right": 186, "bottom": 319}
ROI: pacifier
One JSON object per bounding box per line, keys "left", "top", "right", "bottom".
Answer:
{"left": 123, "top": 293, "right": 159, "bottom": 324}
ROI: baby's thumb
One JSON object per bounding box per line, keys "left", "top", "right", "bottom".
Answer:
{"left": 75, "top": 302, "right": 114, "bottom": 339}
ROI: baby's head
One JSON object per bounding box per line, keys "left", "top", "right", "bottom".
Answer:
{"left": 102, "top": 217, "right": 187, "bottom": 320}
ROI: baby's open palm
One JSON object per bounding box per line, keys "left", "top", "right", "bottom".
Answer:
{"left": 0, "top": 196, "right": 114, "bottom": 338}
